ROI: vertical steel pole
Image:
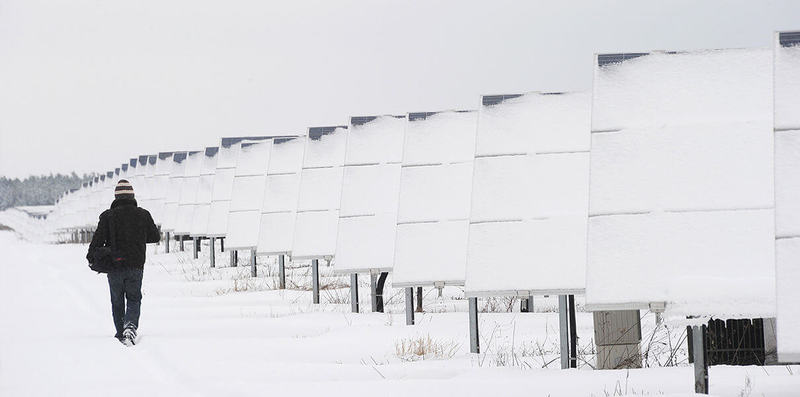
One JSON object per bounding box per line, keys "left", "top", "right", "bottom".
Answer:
{"left": 278, "top": 254, "right": 286, "bottom": 289}
{"left": 179, "top": 235, "right": 184, "bottom": 251}
{"left": 230, "top": 250, "right": 237, "bottom": 267}
{"left": 311, "top": 259, "right": 320, "bottom": 304}
{"left": 416, "top": 287, "right": 423, "bottom": 312}
{"left": 165, "top": 232, "right": 170, "bottom": 253}
{"left": 220, "top": 237, "right": 224, "bottom": 252}
{"left": 370, "top": 272, "right": 378, "bottom": 312}
{"left": 250, "top": 249, "right": 257, "bottom": 277}
{"left": 521, "top": 296, "right": 534, "bottom": 312}
{"left": 469, "top": 297, "right": 480, "bottom": 353}
{"left": 193, "top": 237, "right": 199, "bottom": 259}
{"left": 568, "top": 294, "right": 578, "bottom": 368}
{"left": 350, "top": 273, "right": 359, "bottom": 313}
{"left": 405, "top": 287, "right": 415, "bottom": 325}
{"left": 692, "top": 325, "right": 709, "bottom": 394}
{"left": 559, "top": 295, "right": 570, "bottom": 369}
{"left": 209, "top": 237, "right": 216, "bottom": 268}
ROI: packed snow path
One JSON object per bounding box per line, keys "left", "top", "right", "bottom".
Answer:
{"left": 1, "top": 232, "right": 798, "bottom": 396}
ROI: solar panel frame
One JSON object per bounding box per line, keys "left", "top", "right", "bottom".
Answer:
{"left": 256, "top": 135, "right": 305, "bottom": 256}
{"left": 774, "top": 31, "right": 800, "bottom": 363}
{"left": 392, "top": 110, "right": 478, "bottom": 288}
{"left": 464, "top": 91, "right": 591, "bottom": 298}
{"left": 585, "top": 48, "right": 775, "bottom": 318}
{"left": 292, "top": 126, "right": 348, "bottom": 260}
{"left": 334, "top": 115, "right": 406, "bottom": 273}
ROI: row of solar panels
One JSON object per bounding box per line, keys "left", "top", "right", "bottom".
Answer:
{"left": 47, "top": 32, "right": 800, "bottom": 362}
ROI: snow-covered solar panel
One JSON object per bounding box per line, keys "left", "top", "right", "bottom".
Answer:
{"left": 190, "top": 147, "right": 219, "bottom": 237}
{"left": 774, "top": 31, "right": 800, "bottom": 363}
{"left": 206, "top": 139, "right": 246, "bottom": 238}
{"left": 464, "top": 92, "right": 590, "bottom": 298}
{"left": 392, "top": 110, "right": 478, "bottom": 287}
{"left": 174, "top": 150, "right": 203, "bottom": 235}
{"left": 149, "top": 152, "right": 173, "bottom": 227}
{"left": 225, "top": 138, "right": 272, "bottom": 250}
{"left": 292, "top": 126, "right": 348, "bottom": 260}
{"left": 585, "top": 48, "right": 775, "bottom": 318}
{"left": 257, "top": 136, "right": 305, "bottom": 255}
{"left": 161, "top": 152, "right": 187, "bottom": 232}
{"left": 334, "top": 115, "right": 406, "bottom": 273}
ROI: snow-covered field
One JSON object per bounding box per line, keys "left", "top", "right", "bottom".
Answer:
{"left": 1, "top": 213, "right": 798, "bottom": 396}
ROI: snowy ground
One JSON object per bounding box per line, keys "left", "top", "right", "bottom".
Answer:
{"left": 1, "top": 215, "right": 799, "bottom": 396}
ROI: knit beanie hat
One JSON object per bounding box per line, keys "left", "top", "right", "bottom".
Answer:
{"left": 115, "top": 179, "right": 134, "bottom": 198}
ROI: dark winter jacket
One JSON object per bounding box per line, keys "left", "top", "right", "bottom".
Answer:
{"left": 87, "top": 198, "right": 160, "bottom": 269}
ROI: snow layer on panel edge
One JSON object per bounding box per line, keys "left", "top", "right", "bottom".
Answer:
{"left": 592, "top": 48, "right": 772, "bottom": 132}
{"left": 303, "top": 127, "right": 347, "bottom": 169}
{"left": 465, "top": 217, "right": 587, "bottom": 295}
{"left": 346, "top": 116, "right": 406, "bottom": 165}
{"left": 225, "top": 210, "right": 261, "bottom": 249}
{"left": 476, "top": 92, "right": 590, "bottom": 156}
{"left": 393, "top": 220, "right": 469, "bottom": 285}
{"left": 235, "top": 140, "right": 271, "bottom": 177}
{"left": 403, "top": 111, "right": 478, "bottom": 165}
{"left": 292, "top": 210, "right": 339, "bottom": 259}
{"left": 776, "top": 238, "right": 800, "bottom": 362}
{"left": 216, "top": 141, "right": 242, "bottom": 169}
{"left": 334, "top": 213, "right": 397, "bottom": 272}
{"left": 586, "top": 209, "right": 775, "bottom": 317}
{"left": 268, "top": 137, "right": 305, "bottom": 175}
{"left": 775, "top": 44, "right": 800, "bottom": 130}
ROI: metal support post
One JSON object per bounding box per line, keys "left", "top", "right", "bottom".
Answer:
{"left": 179, "top": 235, "right": 184, "bottom": 251}
{"left": 569, "top": 294, "right": 578, "bottom": 368}
{"left": 278, "top": 254, "right": 286, "bottom": 289}
{"left": 692, "top": 324, "right": 709, "bottom": 394}
{"left": 405, "top": 287, "right": 415, "bottom": 325}
{"left": 193, "top": 237, "right": 199, "bottom": 259}
{"left": 220, "top": 237, "right": 224, "bottom": 252}
{"left": 250, "top": 249, "right": 257, "bottom": 277}
{"left": 350, "top": 273, "right": 359, "bottom": 313}
{"left": 230, "top": 250, "right": 237, "bottom": 267}
{"left": 521, "top": 296, "right": 534, "bottom": 312}
{"left": 209, "top": 237, "right": 216, "bottom": 268}
{"left": 469, "top": 297, "right": 480, "bottom": 353}
{"left": 416, "top": 287, "right": 423, "bottom": 312}
{"left": 370, "top": 272, "right": 378, "bottom": 312}
{"left": 558, "top": 295, "right": 570, "bottom": 369}
{"left": 311, "top": 259, "right": 320, "bottom": 304}
{"left": 375, "top": 272, "right": 388, "bottom": 312}
{"left": 165, "top": 232, "right": 170, "bottom": 253}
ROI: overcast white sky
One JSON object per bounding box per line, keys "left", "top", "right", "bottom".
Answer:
{"left": 1, "top": 0, "right": 798, "bottom": 178}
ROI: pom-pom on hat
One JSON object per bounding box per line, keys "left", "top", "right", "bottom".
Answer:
{"left": 115, "top": 179, "right": 134, "bottom": 198}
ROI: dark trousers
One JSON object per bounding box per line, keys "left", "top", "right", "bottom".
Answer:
{"left": 107, "top": 268, "right": 144, "bottom": 337}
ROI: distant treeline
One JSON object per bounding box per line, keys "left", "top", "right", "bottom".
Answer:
{"left": 0, "top": 173, "right": 96, "bottom": 210}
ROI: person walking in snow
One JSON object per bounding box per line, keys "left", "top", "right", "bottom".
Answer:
{"left": 87, "top": 179, "right": 160, "bottom": 345}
